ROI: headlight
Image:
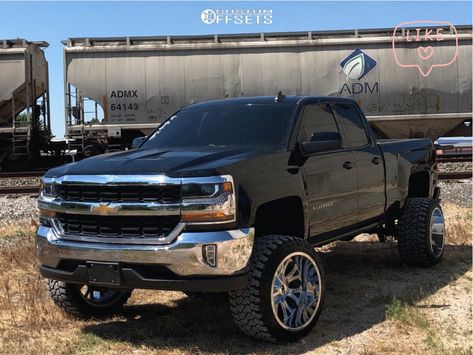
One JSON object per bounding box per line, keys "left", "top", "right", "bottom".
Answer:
{"left": 39, "top": 180, "right": 59, "bottom": 197}
{"left": 181, "top": 177, "right": 236, "bottom": 224}
{"left": 39, "top": 179, "right": 58, "bottom": 225}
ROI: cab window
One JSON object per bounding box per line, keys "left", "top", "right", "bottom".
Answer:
{"left": 333, "top": 103, "right": 370, "bottom": 148}
{"left": 299, "top": 103, "right": 341, "bottom": 142}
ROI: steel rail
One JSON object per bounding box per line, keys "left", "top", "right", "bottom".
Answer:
{"left": 0, "top": 186, "right": 39, "bottom": 195}
{"left": 0, "top": 171, "right": 46, "bottom": 178}
{"left": 438, "top": 171, "right": 472, "bottom": 180}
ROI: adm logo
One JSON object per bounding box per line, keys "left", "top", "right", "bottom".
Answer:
{"left": 340, "top": 49, "right": 377, "bottom": 80}
{"left": 339, "top": 49, "right": 379, "bottom": 95}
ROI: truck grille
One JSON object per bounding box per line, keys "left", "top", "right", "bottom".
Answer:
{"left": 58, "top": 185, "right": 181, "bottom": 203}
{"left": 57, "top": 213, "right": 180, "bottom": 239}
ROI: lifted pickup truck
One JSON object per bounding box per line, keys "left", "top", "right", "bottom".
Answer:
{"left": 37, "top": 95, "right": 444, "bottom": 341}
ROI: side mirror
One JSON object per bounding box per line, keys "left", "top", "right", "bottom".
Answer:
{"left": 131, "top": 136, "right": 146, "bottom": 149}
{"left": 301, "top": 131, "right": 342, "bottom": 155}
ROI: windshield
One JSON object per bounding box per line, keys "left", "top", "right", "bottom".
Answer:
{"left": 141, "top": 103, "right": 297, "bottom": 152}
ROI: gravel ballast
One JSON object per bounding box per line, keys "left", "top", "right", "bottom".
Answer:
{"left": 438, "top": 161, "right": 472, "bottom": 173}
{"left": 0, "top": 195, "right": 38, "bottom": 226}
{"left": 439, "top": 180, "right": 472, "bottom": 207}
{"left": 0, "top": 177, "right": 40, "bottom": 187}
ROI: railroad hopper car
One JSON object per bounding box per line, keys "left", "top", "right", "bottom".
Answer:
{"left": 0, "top": 39, "right": 51, "bottom": 169}
{"left": 63, "top": 26, "right": 472, "bottom": 155}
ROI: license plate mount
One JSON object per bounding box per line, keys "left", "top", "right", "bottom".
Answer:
{"left": 86, "top": 262, "right": 120, "bottom": 286}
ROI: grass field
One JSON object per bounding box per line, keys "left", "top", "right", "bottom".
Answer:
{"left": 0, "top": 202, "right": 471, "bottom": 354}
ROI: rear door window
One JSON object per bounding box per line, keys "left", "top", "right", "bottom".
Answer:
{"left": 299, "top": 103, "right": 341, "bottom": 142}
{"left": 333, "top": 103, "right": 370, "bottom": 148}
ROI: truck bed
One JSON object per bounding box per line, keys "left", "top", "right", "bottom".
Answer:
{"left": 377, "top": 138, "right": 436, "bottom": 211}
{"left": 377, "top": 138, "right": 434, "bottom": 154}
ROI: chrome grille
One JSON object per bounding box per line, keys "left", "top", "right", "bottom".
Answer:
{"left": 57, "top": 213, "right": 180, "bottom": 239}
{"left": 58, "top": 184, "right": 181, "bottom": 203}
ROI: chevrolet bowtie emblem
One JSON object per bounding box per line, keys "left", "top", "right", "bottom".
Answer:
{"left": 91, "top": 203, "right": 118, "bottom": 215}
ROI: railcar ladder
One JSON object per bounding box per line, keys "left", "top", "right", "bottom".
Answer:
{"left": 65, "top": 87, "right": 86, "bottom": 157}
{"left": 67, "top": 136, "right": 85, "bottom": 155}
{"left": 11, "top": 117, "right": 30, "bottom": 158}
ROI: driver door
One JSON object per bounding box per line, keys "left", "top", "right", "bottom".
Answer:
{"left": 299, "top": 102, "right": 359, "bottom": 239}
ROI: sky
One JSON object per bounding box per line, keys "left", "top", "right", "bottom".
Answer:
{"left": 1, "top": 0, "right": 472, "bottom": 136}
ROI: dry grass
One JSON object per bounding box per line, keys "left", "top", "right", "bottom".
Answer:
{"left": 384, "top": 297, "right": 470, "bottom": 355}
{"left": 0, "top": 231, "right": 79, "bottom": 354}
{"left": 0, "top": 219, "right": 37, "bottom": 239}
{"left": 0, "top": 203, "right": 471, "bottom": 354}
{"left": 443, "top": 202, "right": 472, "bottom": 245}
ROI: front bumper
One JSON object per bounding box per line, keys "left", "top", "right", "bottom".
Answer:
{"left": 36, "top": 225, "right": 254, "bottom": 291}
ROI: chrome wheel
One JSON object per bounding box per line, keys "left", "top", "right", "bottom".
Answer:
{"left": 77, "top": 285, "right": 124, "bottom": 307}
{"left": 429, "top": 207, "right": 445, "bottom": 258}
{"left": 271, "top": 252, "right": 322, "bottom": 331}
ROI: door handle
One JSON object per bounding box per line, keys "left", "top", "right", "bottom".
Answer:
{"left": 372, "top": 157, "right": 381, "bottom": 165}
{"left": 343, "top": 161, "right": 354, "bottom": 170}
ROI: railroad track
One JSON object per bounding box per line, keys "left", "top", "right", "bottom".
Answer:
{"left": 438, "top": 171, "right": 473, "bottom": 180}
{"left": 438, "top": 157, "right": 472, "bottom": 163}
{"left": 0, "top": 171, "right": 44, "bottom": 195}
{"left": 0, "top": 186, "right": 39, "bottom": 195}
{"left": 0, "top": 170, "right": 46, "bottom": 178}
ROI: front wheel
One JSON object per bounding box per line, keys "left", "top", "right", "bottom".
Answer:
{"left": 47, "top": 279, "right": 132, "bottom": 318}
{"left": 397, "top": 197, "right": 445, "bottom": 267}
{"left": 229, "top": 235, "right": 325, "bottom": 342}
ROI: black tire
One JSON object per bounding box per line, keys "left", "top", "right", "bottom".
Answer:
{"left": 229, "top": 235, "right": 325, "bottom": 342}
{"left": 47, "top": 279, "right": 132, "bottom": 318}
{"left": 398, "top": 197, "right": 445, "bottom": 267}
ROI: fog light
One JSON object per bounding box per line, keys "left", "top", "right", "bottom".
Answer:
{"left": 203, "top": 244, "right": 217, "bottom": 267}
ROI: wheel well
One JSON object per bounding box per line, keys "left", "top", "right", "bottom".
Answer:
{"left": 254, "top": 197, "right": 305, "bottom": 238}
{"left": 408, "top": 171, "right": 430, "bottom": 197}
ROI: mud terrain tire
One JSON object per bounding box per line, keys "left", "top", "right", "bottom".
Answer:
{"left": 398, "top": 197, "right": 445, "bottom": 267}
{"left": 47, "top": 279, "right": 132, "bottom": 318}
{"left": 229, "top": 235, "right": 325, "bottom": 342}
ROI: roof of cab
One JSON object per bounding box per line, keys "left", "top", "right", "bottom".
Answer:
{"left": 185, "top": 95, "right": 356, "bottom": 109}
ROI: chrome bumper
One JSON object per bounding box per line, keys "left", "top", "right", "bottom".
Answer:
{"left": 36, "top": 225, "right": 254, "bottom": 277}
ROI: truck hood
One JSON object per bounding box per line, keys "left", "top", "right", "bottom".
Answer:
{"left": 45, "top": 146, "right": 272, "bottom": 178}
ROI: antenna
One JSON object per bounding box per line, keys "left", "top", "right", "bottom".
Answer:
{"left": 275, "top": 91, "right": 286, "bottom": 103}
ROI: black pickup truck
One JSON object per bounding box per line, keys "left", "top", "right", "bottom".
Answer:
{"left": 37, "top": 95, "right": 444, "bottom": 341}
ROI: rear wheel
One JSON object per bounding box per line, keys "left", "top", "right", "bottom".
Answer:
{"left": 397, "top": 197, "right": 445, "bottom": 267}
{"left": 229, "top": 235, "right": 325, "bottom": 342}
{"left": 47, "top": 279, "right": 132, "bottom": 318}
